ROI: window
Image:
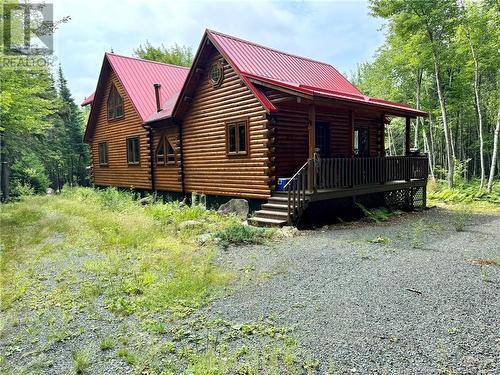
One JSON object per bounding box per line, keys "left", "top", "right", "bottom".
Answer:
{"left": 156, "top": 136, "right": 176, "bottom": 165}
{"left": 354, "top": 127, "right": 369, "bottom": 157}
{"left": 98, "top": 142, "right": 108, "bottom": 165}
{"left": 209, "top": 61, "right": 224, "bottom": 86}
{"left": 127, "top": 137, "right": 140, "bottom": 165}
{"left": 107, "top": 84, "right": 124, "bottom": 120}
{"left": 226, "top": 120, "right": 248, "bottom": 155}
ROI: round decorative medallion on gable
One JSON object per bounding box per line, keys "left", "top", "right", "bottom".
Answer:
{"left": 209, "top": 61, "right": 224, "bottom": 86}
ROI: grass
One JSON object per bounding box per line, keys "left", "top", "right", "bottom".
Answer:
{"left": 0, "top": 187, "right": 291, "bottom": 374}
{"left": 0, "top": 187, "right": 273, "bottom": 315}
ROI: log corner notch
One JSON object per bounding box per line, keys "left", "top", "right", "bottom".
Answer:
{"left": 405, "top": 116, "right": 411, "bottom": 156}
{"left": 308, "top": 104, "right": 316, "bottom": 159}
{"left": 308, "top": 103, "right": 316, "bottom": 191}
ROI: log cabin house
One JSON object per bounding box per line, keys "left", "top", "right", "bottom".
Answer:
{"left": 83, "top": 29, "right": 428, "bottom": 227}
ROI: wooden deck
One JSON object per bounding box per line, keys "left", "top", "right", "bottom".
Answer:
{"left": 250, "top": 156, "right": 429, "bottom": 226}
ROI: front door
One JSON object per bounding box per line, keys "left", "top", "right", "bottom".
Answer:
{"left": 315, "top": 122, "right": 330, "bottom": 157}
{"left": 354, "top": 127, "right": 370, "bottom": 157}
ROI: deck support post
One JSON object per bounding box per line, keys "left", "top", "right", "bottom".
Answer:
{"left": 308, "top": 104, "right": 316, "bottom": 191}
{"left": 405, "top": 116, "right": 411, "bottom": 156}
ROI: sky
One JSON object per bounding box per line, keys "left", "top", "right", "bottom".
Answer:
{"left": 51, "top": 0, "right": 386, "bottom": 104}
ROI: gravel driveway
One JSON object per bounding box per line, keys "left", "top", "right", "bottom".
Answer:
{"left": 208, "top": 208, "right": 500, "bottom": 374}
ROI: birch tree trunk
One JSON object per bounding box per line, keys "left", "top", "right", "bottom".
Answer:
{"left": 471, "top": 47, "right": 485, "bottom": 190}
{"left": 414, "top": 68, "right": 423, "bottom": 149}
{"left": 423, "top": 125, "right": 436, "bottom": 181}
{"left": 487, "top": 108, "right": 500, "bottom": 193}
{"left": 434, "top": 60, "right": 455, "bottom": 187}
{"left": 460, "top": 0, "right": 485, "bottom": 189}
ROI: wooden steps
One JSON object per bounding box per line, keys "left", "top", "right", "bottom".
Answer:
{"left": 248, "top": 192, "right": 290, "bottom": 227}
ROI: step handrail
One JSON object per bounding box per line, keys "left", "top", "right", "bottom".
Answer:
{"left": 284, "top": 159, "right": 312, "bottom": 225}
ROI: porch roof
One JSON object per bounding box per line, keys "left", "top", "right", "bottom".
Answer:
{"left": 247, "top": 75, "right": 427, "bottom": 118}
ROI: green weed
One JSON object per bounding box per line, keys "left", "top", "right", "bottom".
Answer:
{"left": 72, "top": 350, "right": 90, "bottom": 374}
{"left": 355, "top": 203, "right": 394, "bottom": 223}
{"left": 215, "top": 224, "right": 274, "bottom": 249}
{"left": 452, "top": 208, "right": 472, "bottom": 232}
{"left": 99, "top": 337, "right": 114, "bottom": 351}
{"left": 117, "top": 348, "right": 136, "bottom": 365}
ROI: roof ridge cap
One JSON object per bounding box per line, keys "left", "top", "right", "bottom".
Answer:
{"left": 207, "top": 29, "right": 335, "bottom": 68}
{"left": 105, "top": 52, "right": 190, "bottom": 70}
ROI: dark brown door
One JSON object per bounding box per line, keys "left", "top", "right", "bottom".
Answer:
{"left": 354, "top": 127, "right": 369, "bottom": 157}
{"left": 315, "top": 122, "right": 330, "bottom": 157}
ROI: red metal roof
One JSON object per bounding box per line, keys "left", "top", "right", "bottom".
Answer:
{"left": 206, "top": 30, "right": 425, "bottom": 117}
{"left": 207, "top": 30, "right": 363, "bottom": 97}
{"left": 81, "top": 91, "right": 95, "bottom": 106}
{"left": 105, "top": 53, "right": 189, "bottom": 121}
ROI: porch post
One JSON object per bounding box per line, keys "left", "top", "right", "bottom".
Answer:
{"left": 308, "top": 104, "right": 316, "bottom": 191}
{"left": 405, "top": 116, "right": 411, "bottom": 156}
{"left": 380, "top": 114, "right": 386, "bottom": 156}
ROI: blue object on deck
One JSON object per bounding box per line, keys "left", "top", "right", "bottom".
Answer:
{"left": 276, "top": 178, "right": 291, "bottom": 191}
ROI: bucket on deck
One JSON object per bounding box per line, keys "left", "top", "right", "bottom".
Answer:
{"left": 276, "top": 178, "right": 291, "bottom": 191}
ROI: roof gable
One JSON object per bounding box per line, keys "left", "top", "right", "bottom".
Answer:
{"left": 84, "top": 53, "right": 189, "bottom": 141}
{"left": 207, "top": 30, "right": 362, "bottom": 97}
{"left": 106, "top": 53, "right": 189, "bottom": 120}
{"left": 165, "top": 31, "right": 277, "bottom": 123}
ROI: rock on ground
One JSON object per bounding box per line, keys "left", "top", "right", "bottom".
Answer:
{"left": 218, "top": 199, "right": 249, "bottom": 220}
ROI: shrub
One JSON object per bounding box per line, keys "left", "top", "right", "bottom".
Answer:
{"left": 10, "top": 181, "right": 35, "bottom": 197}
{"left": 10, "top": 153, "right": 49, "bottom": 196}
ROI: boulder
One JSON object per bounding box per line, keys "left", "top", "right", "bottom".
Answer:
{"left": 140, "top": 196, "right": 154, "bottom": 205}
{"left": 218, "top": 199, "right": 249, "bottom": 220}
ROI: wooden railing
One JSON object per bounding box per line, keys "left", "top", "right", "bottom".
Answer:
{"left": 284, "top": 159, "right": 312, "bottom": 224}
{"left": 316, "top": 156, "right": 428, "bottom": 190}
{"left": 285, "top": 156, "right": 428, "bottom": 224}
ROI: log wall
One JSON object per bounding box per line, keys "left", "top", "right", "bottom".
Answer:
{"left": 90, "top": 71, "right": 151, "bottom": 189}
{"left": 181, "top": 51, "right": 271, "bottom": 199}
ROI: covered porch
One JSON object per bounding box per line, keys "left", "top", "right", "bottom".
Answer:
{"left": 282, "top": 101, "right": 428, "bottom": 224}
{"left": 251, "top": 89, "right": 429, "bottom": 226}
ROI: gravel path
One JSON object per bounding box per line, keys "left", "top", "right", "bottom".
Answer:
{"left": 208, "top": 208, "right": 500, "bottom": 374}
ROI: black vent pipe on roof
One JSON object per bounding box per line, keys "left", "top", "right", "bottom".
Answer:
{"left": 154, "top": 83, "right": 161, "bottom": 112}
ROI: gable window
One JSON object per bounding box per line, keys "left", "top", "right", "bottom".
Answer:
{"left": 156, "top": 136, "right": 176, "bottom": 165}
{"left": 98, "top": 142, "right": 108, "bottom": 166}
{"left": 226, "top": 120, "right": 248, "bottom": 156}
{"left": 127, "top": 137, "right": 140, "bottom": 165}
{"left": 107, "top": 84, "right": 124, "bottom": 120}
{"left": 209, "top": 61, "right": 224, "bottom": 87}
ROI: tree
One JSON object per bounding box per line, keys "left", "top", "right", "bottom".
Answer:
{"left": 56, "top": 65, "right": 89, "bottom": 185}
{"left": 370, "top": 0, "right": 459, "bottom": 187}
{"left": 134, "top": 41, "right": 193, "bottom": 67}
{"left": 487, "top": 109, "right": 499, "bottom": 193}
{"left": 456, "top": 0, "right": 496, "bottom": 190}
